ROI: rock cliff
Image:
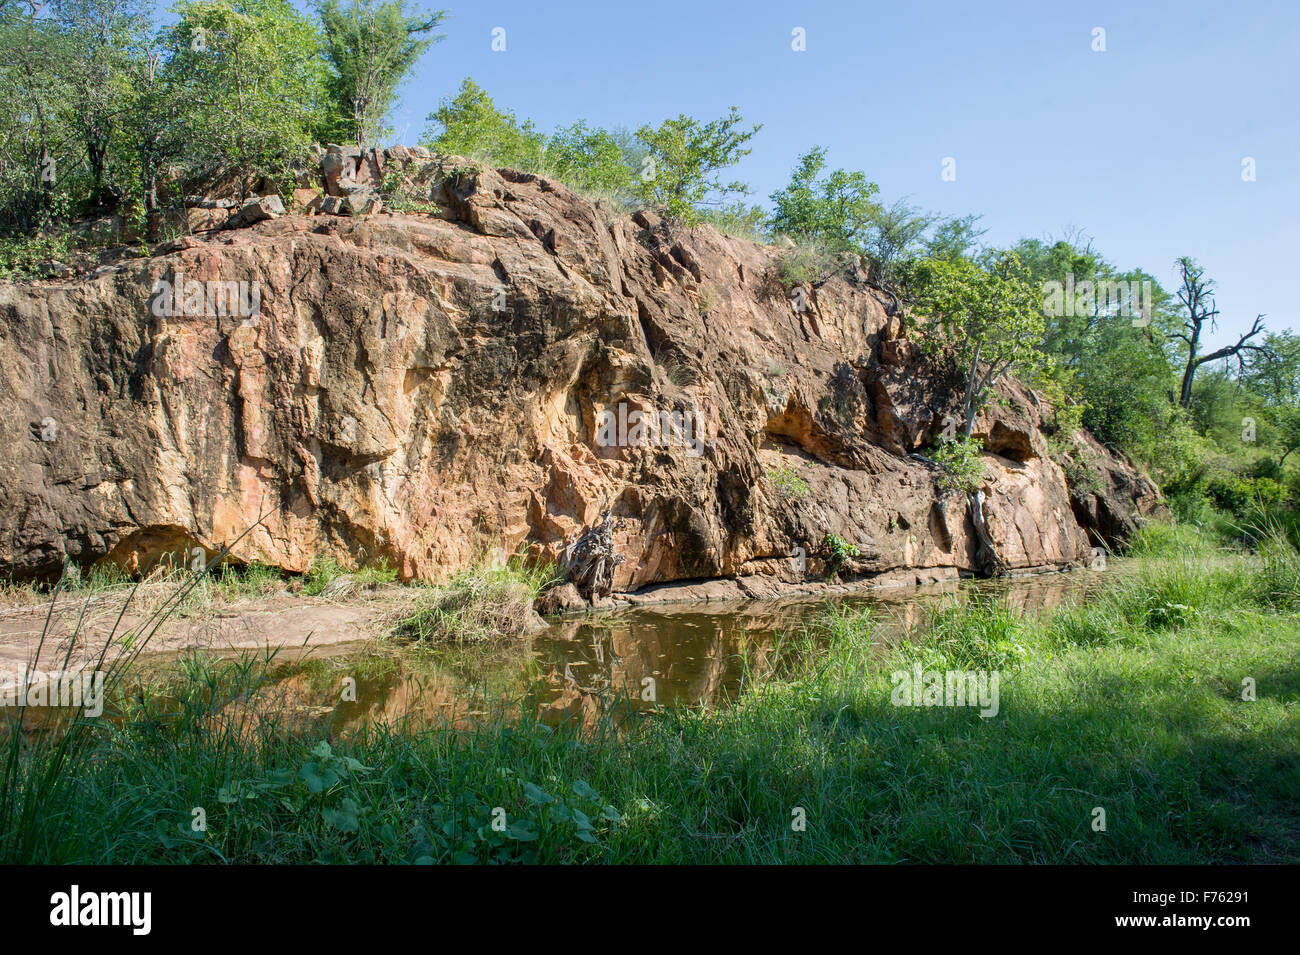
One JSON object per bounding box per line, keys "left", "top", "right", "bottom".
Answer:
{"left": 0, "top": 150, "right": 1163, "bottom": 596}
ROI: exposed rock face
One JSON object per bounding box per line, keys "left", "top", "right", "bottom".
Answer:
{"left": 0, "top": 156, "right": 1163, "bottom": 591}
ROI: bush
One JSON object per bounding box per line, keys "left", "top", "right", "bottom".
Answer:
{"left": 768, "top": 463, "right": 810, "bottom": 500}
{"left": 1059, "top": 452, "right": 1104, "bottom": 497}
{"left": 392, "top": 559, "right": 556, "bottom": 644}
{"left": 1206, "top": 473, "right": 1284, "bottom": 517}
{"left": 773, "top": 241, "right": 854, "bottom": 293}
{"left": 927, "top": 436, "right": 986, "bottom": 494}
{"left": 819, "top": 533, "right": 859, "bottom": 581}
{"left": 0, "top": 230, "right": 73, "bottom": 279}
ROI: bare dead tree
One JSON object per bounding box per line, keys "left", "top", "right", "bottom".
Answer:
{"left": 562, "top": 509, "right": 624, "bottom": 599}
{"left": 1170, "top": 257, "right": 1267, "bottom": 409}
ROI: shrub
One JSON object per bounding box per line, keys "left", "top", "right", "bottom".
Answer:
{"left": 819, "top": 533, "right": 859, "bottom": 581}
{"left": 768, "top": 463, "right": 811, "bottom": 500}
{"left": 0, "top": 230, "right": 73, "bottom": 279}
{"left": 392, "top": 559, "right": 557, "bottom": 644}
{"left": 378, "top": 167, "right": 437, "bottom": 213}
{"left": 1059, "top": 453, "right": 1104, "bottom": 497}
{"left": 927, "top": 436, "right": 986, "bottom": 494}
{"left": 773, "top": 241, "right": 852, "bottom": 292}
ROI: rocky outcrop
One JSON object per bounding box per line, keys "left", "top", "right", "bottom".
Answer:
{"left": 0, "top": 154, "right": 1163, "bottom": 593}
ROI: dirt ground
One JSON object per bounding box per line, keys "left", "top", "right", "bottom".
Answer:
{"left": 0, "top": 583, "right": 414, "bottom": 691}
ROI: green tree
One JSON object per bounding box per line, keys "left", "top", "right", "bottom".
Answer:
{"left": 420, "top": 77, "right": 546, "bottom": 170}
{"left": 121, "top": 44, "right": 177, "bottom": 238}
{"left": 544, "top": 119, "right": 635, "bottom": 193}
{"left": 862, "top": 197, "right": 934, "bottom": 286}
{"left": 163, "top": 0, "right": 333, "bottom": 189}
{"left": 632, "top": 107, "right": 761, "bottom": 224}
{"left": 54, "top": 0, "right": 151, "bottom": 206}
{"left": 0, "top": 0, "right": 76, "bottom": 229}
{"left": 768, "top": 146, "right": 879, "bottom": 249}
{"left": 1006, "top": 236, "right": 1182, "bottom": 455}
{"left": 1242, "top": 331, "right": 1300, "bottom": 466}
{"left": 899, "top": 253, "right": 1047, "bottom": 437}
{"left": 318, "top": 0, "right": 443, "bottom": 148}
{"left": 925, "top": 214, "right": 986, "bottom": 263}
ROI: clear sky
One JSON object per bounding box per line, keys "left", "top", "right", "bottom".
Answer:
{"left": 172, "top": 0, "right": 1300, "bottom": 345}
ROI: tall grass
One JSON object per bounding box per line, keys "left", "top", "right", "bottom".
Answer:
{"left": 0, "top": 524, "right": 269, "bottom": 863}
{"left": 3, "top": 518, "right": 1297, "bottom": 864}
{"left": 391, "top": 557, "right": 559, "bottom": 646}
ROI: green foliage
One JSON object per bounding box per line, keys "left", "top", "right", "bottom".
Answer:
{"left": 924, "top": 213, "right": 987, "bottom": 262}
{"left": 318, "top": 0, "right": 444, "bottom": 147}
{"left": 1128, "top": 522, "right": 1216, "bottom": 561}
{"left": 301, "top": 555, "right": 397, "bottom": 595}
{"left": 1006, "top": 236, "right": 1181, "bottom": 456}
{"left": 697, "top": 200, "right": 768, "bottom": 242}
{"left": 905, "top": 595, "right": 1028, "bottom": 671}
{"left": 1250, "top": 524, "right": 1300, "bottom": 612}
{"left": 819, "top": 533, "right": 859, "bottom": 580}
{"left": 0, "top": 230, "right": 73, "bottom": 278}
{"left": 631, "top": 107, "right": 761, "bottom": 224}
{"left": 162, "top": 0, "right": 333, "bottom": 186}
{"left": 927, "top": 435, "right": 986, "bottom": 494}
{"left": 767, "top": 463, "right": 810, "bottom": 499}
{"left": 420, "top": 77, "right": 545, "bottom": 171}
{"left": 773, "top": 239, "right": 854, "bottom": 291}
{"left": 543, "top": 120, "right": 636, "bottom": 194}
{"left": 768, "top": 146, "right": 879, "bottom": 250}
{"left": 377, "top": 164, "right": 435, "bottom": 212}
{"left": 420, "top": 79, "right": 646, "bottom": 207}
{"left": 898, "top": 253, "right": 1046, "bottom": 436}
{"left": 213, "top": 560, "right": 284, "bottom": 600}
{"left": 1064, "top": 459, "right": 1103, "bottom": 496}
{"left": 1240, "top": 331, "right": 1300, "bottom": 467}
{"left": 1205, "top": 473, "right": 1285, "bottom": 516}
{"left": 860, "top": 198, "right": 934, "bottom": 286}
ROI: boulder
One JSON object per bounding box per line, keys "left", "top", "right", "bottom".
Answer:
{"left": 224, "top": 195, "right": 285, "bottom": 230}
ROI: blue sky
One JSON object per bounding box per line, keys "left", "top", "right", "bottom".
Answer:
{"left": 171, "top": 0, "right": 1300, "bottom": 345}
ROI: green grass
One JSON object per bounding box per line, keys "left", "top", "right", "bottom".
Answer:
{"left": 300, "top": 556, "right": 398, "bottom": 596}
{"left": 2, "top": 521, "right": 1296, "bottom": 864}
{"left": 390, "top": 558, "right": 558, "bottom": 646}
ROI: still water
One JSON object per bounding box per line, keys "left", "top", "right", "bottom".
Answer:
{"left": 172, "top": 569, "right": 1107, "bottom": 737}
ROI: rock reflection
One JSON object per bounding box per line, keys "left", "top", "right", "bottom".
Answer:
{"left": 102, "top": 568, "right": 1108, "bottom": 737}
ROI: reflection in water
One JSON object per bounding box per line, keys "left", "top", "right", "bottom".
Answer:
{"left": 12, "top": 569, "right": 1107, "bottom": 739}
{"left": 526, "top": 569, "right": 1101, "bottom": 725}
